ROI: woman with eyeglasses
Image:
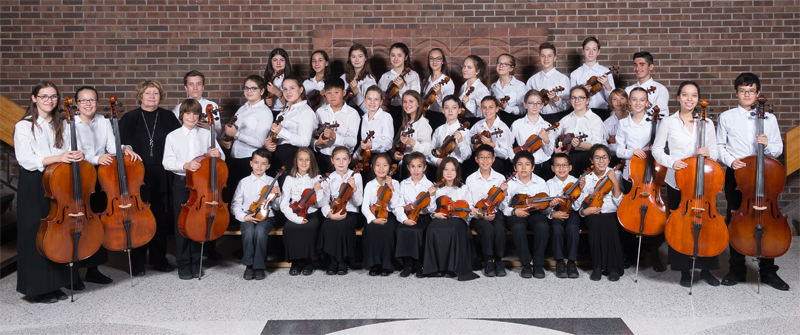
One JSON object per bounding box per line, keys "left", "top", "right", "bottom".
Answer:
{"left": 510, "top": 90, "right": 555, "bottom": 180}
{"left": 553, "top": 86, "right": 605, "bottom": 177}
{"left": 490, "top": 53, "right": 527, "bottom": 127}
{"left": 421, "top": 48, "right": 454, "bottom": 130}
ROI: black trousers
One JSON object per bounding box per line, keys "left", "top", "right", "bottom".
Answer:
{"left": 666, "top": 186, "right": 720, "bottom": 271}
{"left": 498, "top": 110, "right": 521, "bottom": 129}
{"left": 131, "top": 183, "right": 170, "bottom": 268}
{"left": 506, "top": 211, "right": 549, "bottom": 267}
{"left": 724, "top": 168, "right": 778, "bottom": 275}
{"left": 549, "top": 211, "right": 581, "bottom": 261}
{"left": 172, "top": 176, "right": 202, "bottom": 270}
{"left": 470, "top": 214, "right": 507, "bottom": 261}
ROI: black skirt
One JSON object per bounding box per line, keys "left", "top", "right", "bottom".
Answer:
{"left": 395, "top": 214, "right": 431, "bottom": 261}
{"left": 283, "top": 211, "right": 321, "bottom": 262}
{"left": 362, "top": 213, "right": 398, "bottom": 270}
{"left": 317, "top": 212, "right": 358, "bottom": 264}
{"left": 16, "top": 168, "right": 69, "bottom": 296}
{"left": 585, "top": 212, "right": 625, "bottom": 275}
{"left": 422, "top": 217, "right": 479, "bottom": 281}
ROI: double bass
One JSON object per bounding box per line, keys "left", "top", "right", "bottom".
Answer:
{"left": 38, "top": 97, "right": 104, "bottom": 301}
{"left": 728, "top": 96, "right": 792, "bottom": 292}
{"left": 177, "top": 105, "right": 229, "bottom": 280}
{"left": 664, "top": 99, "right": 727, "bottom": 294}
{"left": 98, "top": 95, "right": 157, "bottom": 284}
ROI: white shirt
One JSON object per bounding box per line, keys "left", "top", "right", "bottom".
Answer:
{"left": 303, "top": 77, "right": 326, "bottom": 111}
{"left": 231, "top": 172, "right": 281, "bottom": 221}
{"left": 162, "top": 126, "right": 225, "bottom": 177}
{"left": 360, "top": 108, "right": 395, "bottom": 153}
{"left": 422, "top": 74, "right": 454, "bottom": 113}
{"left": 14, "top": 117, "right": 72, "bottom": 172}
{"left": 361, "top": 178, "right": 401, "bottom": 224}
{"left": 615, "top": 114, "right": 656, "bottom": 179}
{"left": 652, "top": 111, "right": 719, "bottom": 188}
{"left": 341, "top": 73, "right": 377, "bottom": 112}
{"left": 625, "top": 78, "right": 669, "bottom": 117}
{"left": 717, "top": 105, "right": 783, "bottom": 168}
{"left": 469, "top": 118, "right": 513, "bottom": 161}
{"left": 74, "top": 114, "right": 116, "bottom": 166}
{"left": 268, "top": 73, "right": 285, "bottom": 112}
{"left": 500, "top": 174, "right": 549, "bottom": 217}
{"left": 398, "top": 117, "right": 433, "bottom": 157}
{"left": 275, "top": 100, "right": 315, "bottom": 147}
{"left": 427, "top": 121, "right": 472, "bottom": 165}
{"left": 315, "top": 103, "right": 360, "bottom": 156}
{"left": 393, "top": 176, "right": 435, "bottom": 222}
{"left": 490, "top": 76, "right": 527, "bottom": 116}
{"left": 280, "top": 173, "right": 325, "bottom": 224}
{"left": 465, "top": 169, "right": 507, "bottom": 208}
{"left": 546, "top": 174, "right": 581, "bottom": 218}
{"left": 510, "top": 115, "right": 555, "bottom": 164}
{"left": 575, "top": 167, "right": 623, "bottom": 215}
{"left": 553, "top": 109, "right": 605, "bottom": 151}
{"left": 570, "top": 63, "right": 615, "bottom": 110}
{"left": 378, "top": 68, "right": 421, "bottom": 107}
{"left": 231, "top": 100, "right": 272, "bottom": 159}
{"left": 603, "top": 112, "right": 623, "bottom": 155}
{"left": 459, "top": 80, "right": 491, "bottom": 118}
{"left": 526, "top": 68, "right": 571, "bottom": 115}
{"left": 172, "top": 97, "right": 221, "bottom": 137}
{"left": 432, "top": 185, "right": 473, "bottom": 223}
{"left": 320, "top": 169, "right": 364, "bottom": 217}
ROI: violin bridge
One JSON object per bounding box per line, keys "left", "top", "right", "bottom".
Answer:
{"left": 68, "top": 212, "right": 84, "bottom": 217}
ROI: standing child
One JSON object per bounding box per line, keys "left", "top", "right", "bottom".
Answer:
{"left": 526, "top": 43, "right": 571, "bottom": 125}
{"left": 264, "top": 48, "right": 292, "bottom": 117}
{"left": 624, "top": 51, "right": 669, "bottom": 116}
{"left": 490, "top": 53, "right": 527, "bottom": 127}
{"left": 341, "top": 43, "right": 378, "bottom": 114}
{"left": 379, "top": 42, "right": 421, "bottom": 132}
{"left": 172, "top": 71, "right": 221, "bottom": 137}
{"left": 314, "top": 77, "right": 360, "bottom": 174}
{"left": 569, "top": 37, "right": 615, "bottom": 120}
{"left": 604, "top": 88, "right": 629, "bottom": 164}
{"left": 361, "top": 154, "right": 401, "bottom": 276}
{"left": 304, "top": 50, "right": 330, "bottom": 111}
{"left": 459, "top": 55, "right": 491, "bottom": 126}
{"left": 264, "top": 75, "right": 315, "bottom": 177}
{"left": 421, "top": 48, "right": 454, "bottom": 130}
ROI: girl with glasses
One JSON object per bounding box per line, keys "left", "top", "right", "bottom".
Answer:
{"left": 421, "top": 48, "right": 454, "bottom": 130}
{"left": 552, "top": 86, "right": 605, "bottom": 177}
{"left": 490, "top": 53, "right": 527, "bottom": 127}
{"left": 510, "top": 90, "right": 555, "bottom": 180}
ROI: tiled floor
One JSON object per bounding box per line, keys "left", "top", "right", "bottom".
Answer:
{"left": 0, "top": 237, "right": 797, "bottom": 334}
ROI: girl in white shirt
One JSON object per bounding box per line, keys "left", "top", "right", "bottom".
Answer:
{"left": 303, "top": 50, "right": 330, "bottom": 111}
{"left": 361, "top": 154, "right": 401, "bottom": 276}
{"left": 604, "top": 88, "right": 629, "bottom": 162}
{"left": 379, "top": 42, "right": 421, "bottom": 131}
{"left": 392, "top": 91, "right": 433, "bottom": 181}
{"left": 428, "top": 95, "right": 472, "bottom": 168}
{"left": 459, "top": 55, "right": 491, "bottom": 125}
{"left": 342, "top": 43, "right": 378, "bottom": 114}
{"left": 491, "top": 53, "right": 527, "bottom": 127}
{"left": 510, "top": 90, "right": 555, "bottom": 179}
{"left": 421, "top": 48, "right": 454, "bottom": 130}
{"left": 357, "top": 86, "right": 394, "bottom": 182}
{"left": 318, "top": 146, "right": 363, "bottom": 275}
{"left": 393, "top": 152, "right": 435, "bottom": 278}
{"left": 554, "top": 86, "right": 605, "bottom": 177}
{"left": 264, "top": 75, "right": 315, "bottom": 178}
{"left": 264, "top": 48, "right": 291, "bottom": 114}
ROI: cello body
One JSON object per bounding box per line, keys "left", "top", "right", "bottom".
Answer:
{"left": 617, "top": 150, "right": 667, "bottom": 236}
{"left": 178, "top": 154, "right": 230, "bottom": 243}
{"left": 98, "top": 155, "right": 156, "bottom": 250}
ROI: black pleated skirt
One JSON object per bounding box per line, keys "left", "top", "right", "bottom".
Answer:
{"left": 395, "top": 215, "right": 431, "bottom": 261}
{"left": 362, "top": 213, "right": 398, "bottom": 270}
{"left": 422, "top": 217, "right": 479, "bottom": 281}
{"left": 585, "top": 212, "right": 625, "bottom": 275}
{"left": 317, "top": 212, "right": 358, "bottom": 264}
{"left": 283, "top": 212, "right": 321, "bottom": 262}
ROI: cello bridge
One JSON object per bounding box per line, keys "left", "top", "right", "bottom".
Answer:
{"left": 68, "top": 212, "right": 84, "bottom": 217}
{"left": 205, "top": 201, "right": 219, "bottom": 205}
{"left": 639, "top": 192, "right": 650, "bottom": 197}
{"left": 118, "top": 204, "right": 132, "bottom": 209}
{"left": 753, "top": 206, "right": 767, "bottom": 211}
{"left": 691, "top": 207, "right": 705, "bottom": 213}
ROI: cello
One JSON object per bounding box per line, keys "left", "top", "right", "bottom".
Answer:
{"left": 177, "top": 105, "right": 230, "bottom": 280}
{"left": 97, "top": 95, "right": 157, "bottom": 285}
{"left": 664, "top": 99, "right": 727, "bottom": 294}
{"left": 513, "top": 123, "right": 559, "bottom": 154}
{"left": 370, "top": 164, "right": 398, "bottom": 220}
{"left": 37, "top": 97, "right": 104, "bottom": 301}
{"left": 617, "top": 106, "right": 667, "bottom": 282}
{"left": 728, "top": 95, "right": 792, "bottom": 293}
{"left": 431, "top": 122, "right": 470, "bottom": 159}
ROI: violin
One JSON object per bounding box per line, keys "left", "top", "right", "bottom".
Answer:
{"left": 395, "top": 124, "right": 415, "bottom": 153}
{"left": 729, "top": 96, "right": 792, "bottom": 264}
{"left": 556, "top": 132, "right": 588, "bottom": 153}
{"left": 422, "top": 77, "right": 451, "bottom": 114}
{"left": 435, "top": 196, "right": 472, "bottom": 218}
{"left": 511, "top": 193, "right": 561, "bottom": 212}
{"left": 329, "top": 164, "right": 364, "bottom": 215}
{"left": 97, "top": 95, "right": 156, "bottom": 281}
{"left": 403, "top": 179, "right": 446, "bottom": 222}
{"left": 475, "top": 173, "right": 515, "bottom": 215}
{"left": 540, "top": 86, "right": 565, "bottom": 106}
{"left": 370, "top": 164, "right": 398, "bottom": 220}
{"left": 314, "top": 121, "right": 340, "bottom": 140}
{"left": 177, "top": 105, "right": 230, "bottom": 279}
{"left": 307, "top": 89, "right": 323, "bottom": 107}
{"left": 290, "top": 173, "right": 331, "bottom": 218}
{"left": 246, "top": 167, "right": 286, "bottom": 221}
{"left": 220, "top": 115, "right": 238, "bottom": 142}
{"left": 459, "top": 86, "right": 476, "bottom": 119}
{"left": 498, "top": 95, "right": 511, "bottom": 106}
{"left": 383, "top": 67, "right": 411, "bottom": 110}
{"left": 472, "top": 129, "right": 503, "bottom": 145}
{"left": 265, "top": 69, "right": 285, "bottom": 100}
{"left": 645, "top": 86, "right": 657, "bottom": 94}
{"left": 344, "top": 72, "right": 368, "bottom": 103}
{"left": 513, "top": 122, "right": 559, "bottom": 154}
{"left": 355, "top": 130, "right": 375, "bottom": 170}
{"left": 665, "top": 99, "right": 728, "bottom": 266}
{"left": 554, "top": 168, "right": 592, "bottom": 213}
{"left": 585, "top": 66, "right": 619, "bottom": 96}
{"left": 265, "top": 115, "right": 284, "bottom": 143}
{"left": 580, "top": 163, "right": 624, "bottom": 210}
{"left": 432, "top": 122, "right": 470, "bottom": 159}
{"left": 38, "top": 97, "right": 104, "bottom": 300}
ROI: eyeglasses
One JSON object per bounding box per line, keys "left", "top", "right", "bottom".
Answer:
{"left": 552, "top": 164, "right": 570, "bottom": 168}
{"left": 592, "top": 155, "right": 610, "bottom": 161}
{"left": 738, "top": 89, "right": 758, "bottom": 96}
{"left": 77, "top": 99, "right": 97, "bottom": 104}
{"left": 477, "top": 156, "right": 494, "bottom": 160}
{"left": 37, "top": 95, "right": 59, "bottom": 101}
{"left": 570, "top": 96, "right": 587, "bottom": 102}
{"left": 429, "top": 57, "right": 443, "bottom": 63}
{"left": 527, "top": 102, "right": 544, "bottom": 107}
{"left": 497, "top": 62, "right": 513, "bottom": 68}
{"left": 243, "top": 86, "right": 260, "bottom": 92}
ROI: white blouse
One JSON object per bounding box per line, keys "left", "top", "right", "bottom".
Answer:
{"left": 275, "top": 100, "right": 315, "bottom": 147}
{"left": 280, "top": 173, "right": 325, "bottom": 224}
{"left": 314, "top": 103, "right": 360, "bottom": 156}
{"left": 651, "top": 111, "right": 718, "bottom": 189}
{"left": 320, "top": 169, "right": 364, "bottom": 217}
{"left": 459, "top": 80, "right": 491, "bottom": 118}
{"left": 303, "top": 77, "right": 326, "bottom": 110}
{"left": 74, "top": 114, "right": 116, "bottom": 166}
{"left": 231, "top": 172, "right": 281, "bottom": 221}
{"left": 14, "top": 117, "right": 72, "bottom": 172}
{"left": 359, "top": 108, "right": 395, "bottom": 153}
{"left": 268, "top": 73, "right": 285, "bottom": 112}
{"left": 615, "top": 114, "right": 656, "bottom": 179}
{"left": 231, "top": 100, "right": 272, "bottom": 159}
{"left": 378, "top": 69, "right": 421, "bottom": 107}
{"left": 469, "top": 118, "right": 513, "bottom": 161}
{"left": 393, "top": 176, "right": 436, "bottom": 223}
{"left": 422, "top": 73, "right": 454, "bottom": 114}
{"left": 526, "top": 68, "right": 571, "bottom": 115}
{"left": 432, "top": 185, "right": 474, "bottom": 223}
{"left": 490, "top": 76, "right": 527, "bottom": 116}
{"left": 510, "top": 115, "right": 555, "bottom": 165}
{"left": 162, "top": 126, "right": 225, "bottom": 177}
{"left": 341, "top": 73, "right": 377, "bottom": 112}
{"left": 553, "top": 109, "right": 605, "bottom": 151}
{"left": 361, "top": 178, "right": 401, "bottom": 224}
{"left": 575, "top": 167, "right": 623, "bottom": 215}
{"left": 398, "top": 117, "right": 433, "bottom": 157}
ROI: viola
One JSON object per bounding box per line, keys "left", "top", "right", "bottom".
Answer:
{"left": 395, "top": 124, "right": 415, "bottom": 153}
{"left": 403, "top": 179, "right": 446, "bottom": 222}
{"left": 422, "top": 77, "right": 451, "bottom": 114}
{"left": 472, "top": 129, "right": 503, "bottom": 145}
{"left": 580, "top": 163, "right": 624, "bottom": 210}
{"left": 314, "top": 121, "right": 340, "bottom": 140}
{"left": 97, "top": 95, "right": 156, "bottom": 281}
{"left": 382, "top": 67, "right": 411, "bottom": 110}
{"left": 475, "top": 173, "right": 515, "bottom": 215}
{"left": 220, "top": 115, "right": 238, "bottom": 142}
{"left": 540, "top": 86, "right": 565, "bottom": 106}
{"left": 432, "top": 122, "right": 470, "bottom": 159}
{"left": 729, "top": 96, "right": 792, "bottom": 264}
{"left": 290, "top": 173, "right": 331, "bottom": 218}
{"left": 585, "top": 66, "right": 619, "bottom": 96}
{"left": 355, "top": 130, "right": 375, "bottom": 170}
{"left": 265, "top": 69, "right": 285, "bottom": 100}
{"left": 554, "top": 168, "right": 592, "bottom": 213}
{"left": 555, "top": 132, "right": 588, "bottom": 153}
{"left": 369, "top": 164, "right": 398, "bottom": 220}
{"left": 265, "top": 115, "right": 284, "bottom": 143}
{"left": 246, "top": 167, "right": 286, "bottom": 221}
{"left": 511, "top": 193, "right": 561, "bottom": 212}
{"left": 329, "top": 164, "right": 364, "bottom": 215}
{"left": 513, "top": 122, "right": 559, "bottom": 154}
{"left": 435, "top": 196, "right": 472, "bottom": 218}
{"left": 344, "top": 72, "right": 368, "bottom": 103}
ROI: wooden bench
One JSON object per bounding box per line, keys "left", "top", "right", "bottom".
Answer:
{"left": 224, "top": 225, "right": 587, "bottom": 236}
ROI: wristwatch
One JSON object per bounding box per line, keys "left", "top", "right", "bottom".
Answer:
{"left": 233, "top": 133, "right": 240, "bottom": 141}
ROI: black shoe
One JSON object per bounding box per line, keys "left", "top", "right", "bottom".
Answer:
{"left": 243, "top": 267, "right": 254, "bottom": 280}
{"left": 608, "top": 271, "right": 620, "bottom": 282}
{"left": 701, "top": 270, "right": 719, "bottom": 286}
{"left": 533, "top": 266, "right": 545, "bottom": 279}
{"left": 326, "top": 262, "right": 337, "bottom": 276}
{"left": 65, "top": 281, "right": 85, "bottom": 291}
{"left": 680, "top": 271, "right": 692, "bottom": 287}
{"left": 380, "top": 268, "right": 392, "bottom": 276}
{"left": 178, "top": 266, "right": 192, "bottom": 280}
{"left": 444, "top": 271, "right": 456, "bottom": 278}
{"left": 555, "top": 262, "right": 568, "bottom": 278}
{"left": 369, "top": 266, "right": 380, "bottom": 276}
{"left": 254, "top": 269, "right": 266, "bottom": 280}
{"left": 484, "top": 260, "right": 496, "bottom": 277}
{"left": 205, "top": 249, "right": 222, "bottom": 261}
{"left": 132, "top": 264, "right": 146, "bottom": 277}
{"left": 399, "top": 264, "right": 412, "bottom": 278}
{"left": 623, "top": 258, "right": 634, "bottom": 269}
{"left": 414, "top": 264, "right": 424, "bottom": 278}
{"left": 302, "top": 264, "right": 314, "bottom": 276}
{"left": 434, "top": 271, "right": 444, "bottom": 277}
{"left": 520, "top": 265, "right": 533, "bottom": 279}
{"left": 289, "top": 263, "right": 300, "bottom": 276}
{"left": 337, "top": 268, "right": 348, "bottom": 275}
{"left": 651, "top": 255, "right": 665, "bottom": 273}
{"left": 191, "top": 266, "right": 205, "bottom": 279}
{"left": 495, "top": 261, "right": 507, "bottom": 277}
{"left": 54, "top": 289, "right": 68, "bottom": 301}
{"left": 153, "top": 262, "right": 174, "bottom": 273}
{"left": 85, "top": 271, "right": 113, "bottom": 285}
{"left": 590, "top": 268, "right": 602, "bottom": 281}
{"left": 761, "top": 272, "right": 790, "bottom": 291}
{"left": 34, "top": 292, "right": 58, "bottom": 304}
{"left": 721, "top": 271, "right": 746, "bottom": 286}
{"left": 567, "top": 261, "right": 579, "bottom": 278}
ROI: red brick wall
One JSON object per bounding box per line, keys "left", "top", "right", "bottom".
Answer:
{"left": 1, "top": 0, "right": 798, "bottom": 208}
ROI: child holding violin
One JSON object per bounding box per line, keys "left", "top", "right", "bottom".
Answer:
{"left": 392, "top": 91, "right": 433, "bottom": 181}
{"left": 459, "top": 55, "right": 491, "bottom": 126}
{"left": 318, "top": 146, "right": 364, "bottom": 275}
{"left": 421, "top": 48, "right": 454, "bottom": 130}
{"left": 379, "top": 42, "right": 421, "bottom": 132}
{"left": 303, "top": 50, "right": 330, "bottom": 111}
{"left": 264, "top": 75, "right": 315, "bottom": 178}
{"left": 526, "top": 42, "right": 570, "bottom": 125}
{"left": 467, "top": 97, "right": 513, "bottom": 176}
{"left": 341, "top": 43, "right": 378, "bottom": 114}
{"left": 172, "top": 70, "right": 221, "bottom": 137}
{"left": 651, "top": 81, "right": 721, "bottom": 288}
{"left": 717, "top": 73, "right": 789, "bottom": 291}
{"left": 575, "top": 144, "right": 624, "bottom": 282}
{"left": 230, "top": 148, "right": 281, "bottom": 281}
{"left": 392, "top": 152, "right": 435, "bottom": 278}
{"left": 162, "top": 99, "right": 226, "bottom": 280}
{"left": 553, "top": 86, "right": 605, "bottom": 178}
{"left": 427, "top": 95, "right": 472, "bottom": 168}
{"left": 279, "top": 147, "right": 325, "bottom": 276}
{"left": 361, "top": 154, "right": 401, "bottom": 276}
{"left": 314, "top": 77, "right": 360, "bottom": 174}
{"left": 490, "top": 53, "right": 528, "bottom": 127}
{"left": 423, "top": 157, "right": 480, "bottom": 281}
{"left": 510, "top": 90, "right": 555, "bottom": 180}
{"left": 569, "top": 37, "right": 615, "bottom": 120}
{"left": 465, "top": 145, "right": 509, "bottom": 277}
{"left": 357, "top": 85, "right": 395, "bottom": 182}
{"left": 264, "top": 48, "right": 291, "bottom": 117}
{"left": 501, "top": 151, "right": 557, "bottom": 279}
{"left": 545, "top": 153, "right": 584, "bottom": 279}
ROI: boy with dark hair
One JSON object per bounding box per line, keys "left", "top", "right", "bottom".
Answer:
{"left": 545, "top": 153, "right": 584, "bottom": 278}
{"left": 624, "top": 51, "right": 669, "bottom": 117}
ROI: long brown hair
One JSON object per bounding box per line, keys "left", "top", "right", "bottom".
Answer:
{"left": 437, "top": 157, "right": 464, "bottom": 188}
{"left": 344, "top": 43, "right": 375, "bottom": 83}
{"left": 290, "top": 147, "right": 320, "bottom": 178}
{"left": 19, "top": 81, "right": 65, "bottom": 149}
{"left": 399, "top": 90, "right": 424, "bottom": 131}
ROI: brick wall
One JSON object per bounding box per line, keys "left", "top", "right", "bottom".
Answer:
{"left": 1, "top": 0, "right": 798, "bottom": 209}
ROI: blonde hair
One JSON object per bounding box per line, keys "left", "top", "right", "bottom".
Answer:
{"left": 134, "top": 79, "right": 166, "bottom": 105}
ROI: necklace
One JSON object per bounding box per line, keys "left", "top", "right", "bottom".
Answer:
{"left": 142, "top": 110, "right": 158, "bottom": 157}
